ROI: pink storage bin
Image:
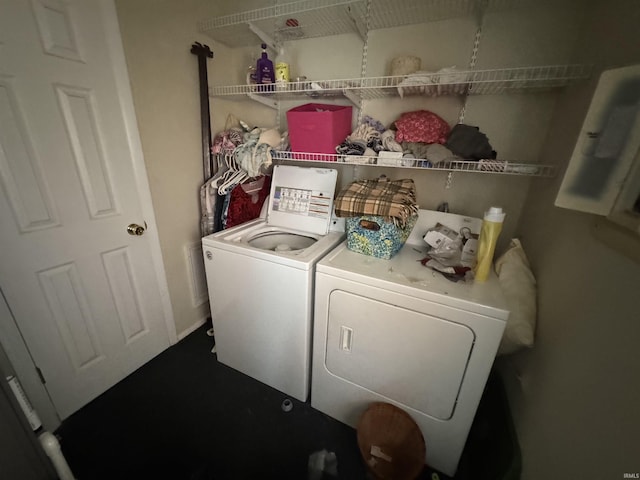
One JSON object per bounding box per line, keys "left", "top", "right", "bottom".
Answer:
{"left": 287, "top": 103, "right": 352, "bottom": 156}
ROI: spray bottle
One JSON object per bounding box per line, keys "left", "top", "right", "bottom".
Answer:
{"left": 474, "top": 207, "right": 505, "bottom": 282}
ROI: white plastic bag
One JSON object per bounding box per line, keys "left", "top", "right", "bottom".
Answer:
{"left": 494, "top": 239, "right": 537, "bottom": 355}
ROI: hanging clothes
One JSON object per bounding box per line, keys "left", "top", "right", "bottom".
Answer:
{"left": 200, "top": 164, "right": 228, "bottom": 237}
{"left": 232, "top": 127, "right": 280, "bottom": 179}
{"left": 200, "top": 124, "right": 245, "bottom": 237}
{"left": 201, "top": 125, "right": 283, "bottom": 235}
{"left": 224, "top": 176, "right": 272, "bottom": 229}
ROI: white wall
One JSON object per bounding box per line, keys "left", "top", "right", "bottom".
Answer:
{"left": 500, "top": 0, "right": 640, "bottom": 478}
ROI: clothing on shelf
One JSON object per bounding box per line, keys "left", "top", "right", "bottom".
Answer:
{"left": 336, "top": 123, "right": 383, "bottom": 162}
{"left": 396, "top": 67, "right": 469, "bottom": 98}
{"left": 328, "top": 112, "right": 498, "bottom": 169}
{"left": 402, "top": 142, "right": 460, "bottom": 165}
{"left": 361, "top": 115, "right": 386, "bottom": 133}
{"left": 380, "top": 129, "right": 403, "bottom": 152}
{"left": 445, "top": 124, "right": 497, "bottom": 160}
{"left": 394, "top": 110, "right": 450, "bottom": 144}
{"left": 396, "top": 70, "right": 438, "bottom": 98}
{"left": 233, "top": 127, "right": 281, "bottom": 180}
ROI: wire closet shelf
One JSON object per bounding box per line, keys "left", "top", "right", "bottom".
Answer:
{"left": 198, "top": 0, "right": 570, "bottom": 47}
{"left": 209, "top": 64, "right": 591, "bottom": 100}
{"left": 271, "top": 152, "right": 556, "bottom": 177}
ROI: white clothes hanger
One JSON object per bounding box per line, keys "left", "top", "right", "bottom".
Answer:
{"left": 218, "top": 168, "right": 248, "bottom": 195}
{"left": 240, "top": 176, "right": 265, "bottom": 195}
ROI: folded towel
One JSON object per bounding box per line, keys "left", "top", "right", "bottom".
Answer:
{"left": 334, "top": 177, "right": 418, "bottom": 227}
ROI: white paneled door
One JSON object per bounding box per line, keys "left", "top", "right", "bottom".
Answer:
{"left": 0, "top": 0, "right": 174, "bottom": 420}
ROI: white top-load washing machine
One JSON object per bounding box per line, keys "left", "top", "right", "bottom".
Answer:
{"left": 311, "top": 209, "right": 509, "bottom": 476}
{"left": 202, "top": 165, "right": 344, "bottom": 402}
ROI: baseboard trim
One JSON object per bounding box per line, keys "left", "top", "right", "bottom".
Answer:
{"left": 177, "top": 317, "right": 208, "bottom": 341}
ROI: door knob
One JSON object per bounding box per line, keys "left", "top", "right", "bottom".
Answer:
{"left": 127, "top": 222, "right": 146, "bottom": 236}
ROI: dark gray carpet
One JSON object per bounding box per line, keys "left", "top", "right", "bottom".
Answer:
{"left": 56, "top": 324, "right": 519, "bottom": 480}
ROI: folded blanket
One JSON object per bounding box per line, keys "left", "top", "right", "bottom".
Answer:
{"left": 334, "top": 177, "right": 418, "bottom": 227}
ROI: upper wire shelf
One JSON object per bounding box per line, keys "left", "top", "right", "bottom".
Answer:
{"left": 198, "top": 0, "right": 578, "bottom": 47}
{"left": 198, "top": 0, "right": 363, "bottom": 47}
{"left": 272, "top": 151, "right": 557, "bottom": 177}
{"left": 209, "top": 64, "right": 592, "bottom": 100}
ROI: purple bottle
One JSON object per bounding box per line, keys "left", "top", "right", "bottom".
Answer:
{"left": 256, "top": 43, "right": 275, "bottom": 91}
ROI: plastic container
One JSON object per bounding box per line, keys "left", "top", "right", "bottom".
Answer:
{"left": 287, "top": 103, "right": 352, "bottom": 155}
{"left": 474, "top": 206, "right": 505, "bottom": 282}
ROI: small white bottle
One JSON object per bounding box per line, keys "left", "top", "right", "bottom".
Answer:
{"left": 474, "top": 207, "right": 506, "bottom": 282}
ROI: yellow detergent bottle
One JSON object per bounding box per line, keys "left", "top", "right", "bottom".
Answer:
{"left": 474, "top": 206, "right": 506, "bottom": 282}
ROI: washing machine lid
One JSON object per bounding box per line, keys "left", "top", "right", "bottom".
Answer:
{"left": 266, "top": 165, "right": 338, "bottom": 235}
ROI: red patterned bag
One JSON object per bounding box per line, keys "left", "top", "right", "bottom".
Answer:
{"left": 394, "top": 110, "right": 450, "bottom": 144}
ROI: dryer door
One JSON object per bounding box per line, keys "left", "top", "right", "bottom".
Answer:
{"left": 325, "top": 290, "right": 474, "bottom": 420}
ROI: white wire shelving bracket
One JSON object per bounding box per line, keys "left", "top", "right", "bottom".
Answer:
{"left": 247, "top": 92, "right": 279, "bottom": 109}
{"left": 247, "top": 22, "right": 278, "bottom": 51}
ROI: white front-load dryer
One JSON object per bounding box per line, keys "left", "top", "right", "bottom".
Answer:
{"left": 202, "top": 165, "right": 344, "bottom": 402}
{"left": 311, "top": 209, "right": 509, "bottom": 476}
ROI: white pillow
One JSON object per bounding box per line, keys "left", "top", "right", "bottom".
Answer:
{"left": 494, "top": 239, "right": 537, "bottom": 355}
